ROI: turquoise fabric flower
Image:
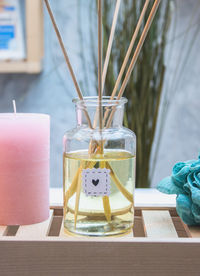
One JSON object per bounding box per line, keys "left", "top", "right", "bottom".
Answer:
{"left": 157, "top": 155, "right": 200, "bottom": 225}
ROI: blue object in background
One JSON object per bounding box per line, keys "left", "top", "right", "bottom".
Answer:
{"left": 0, "top": 25, "right": 15, "bottom": 49}
{"left": 157, "top": 155, "right": 200, "bottom": 225}
{"left": 4, "top": 6, "right": 15, "bottom": 11}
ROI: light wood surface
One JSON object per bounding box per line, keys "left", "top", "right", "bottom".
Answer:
{"left": 142, "top": 210, "right": 178, "bottom": 238}
{"left": 50, "top": 188, "right": 200, "bottom": 238}
{"left": 16, "top": 210, "right": 53, "bottom": 238}
{"left": 0, "top": 61, "right": 42, "bottom": 73}
{"left": 26, "top": 0, "right": 43, "bottom": 72}
{"left": 1, "top": 240, "right": 200, "bottom": 275}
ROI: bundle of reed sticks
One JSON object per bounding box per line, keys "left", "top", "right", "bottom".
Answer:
{"left": 45, "top": 0, "right": 160, "bottom": 130}
{"left": 44, "top": 0, "right": 161, "bottom": 225}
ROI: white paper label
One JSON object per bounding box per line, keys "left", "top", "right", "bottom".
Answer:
{"left": 82, "top": 168, "right": 111, "bottom": 196}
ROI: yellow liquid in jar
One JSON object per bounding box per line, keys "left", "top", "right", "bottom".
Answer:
{"left": 63, "top": 150, "right": 135, "bottom": 237}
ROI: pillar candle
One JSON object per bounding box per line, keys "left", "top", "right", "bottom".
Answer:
{"left": 0, "top": 113, "right": 50, "bottom": 225}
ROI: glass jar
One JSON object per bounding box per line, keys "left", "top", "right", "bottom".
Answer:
{"left": 63, "top": 96, "right": 136, "bottom": 237}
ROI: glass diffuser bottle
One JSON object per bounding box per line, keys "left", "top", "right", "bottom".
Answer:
{"left": 63, "top": 96, "right": 136, "bottom": 237}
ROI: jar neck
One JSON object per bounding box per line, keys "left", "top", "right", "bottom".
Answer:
{"left": 74, "top": 97, "right": 127, "bottom": 128}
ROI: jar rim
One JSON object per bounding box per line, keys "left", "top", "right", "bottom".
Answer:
{"left": 72, "top": 96, "right": 128, "bottom": 107}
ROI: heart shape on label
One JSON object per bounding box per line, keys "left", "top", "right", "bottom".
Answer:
{"left": 92, "top": 179, "right": 99, "bottom": 186}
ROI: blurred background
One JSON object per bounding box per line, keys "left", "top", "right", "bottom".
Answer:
{"left": 0, "top": 0, "right": 199, "bottom": 188}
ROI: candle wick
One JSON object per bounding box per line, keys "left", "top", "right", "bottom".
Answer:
{"left": 12, "top": 100, "right": 17, "bottom": 114}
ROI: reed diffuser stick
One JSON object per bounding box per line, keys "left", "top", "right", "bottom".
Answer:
{"left": 117, "top": 0, "right": 161, "bottom": 100}
{"left": 73, "top": 160, "right": 97, "bottom": 227}
{"left": 44, "top": 0, "right": 93, "bottom": 129}
{"left": 91, "top": 0, "right": 121, "bottom": 130}
{"left": 106, "top": 0, "right": 161, "bottom": 128}
{"left": 106, "top": 163, "right": 133, "bottom": 203}
{"left": 110, "top": 0, "right": 150, "bottom": 100}
{"left": 99, "top": 0, "right": 112, "bottom": 223}
{"left": 102, "top": 0, "right": 121, "bottom": 93}
{"left": 74, "top": 174, "right": 82, "bottom": 228}
{"left": 101, "top": 161, "right": 111, "bottom": 222}
{"left": 103, "top": 0, "right": 150, "bottom": 126}
{"left": 98, "top": 0, "right": 103, "bottom": 132}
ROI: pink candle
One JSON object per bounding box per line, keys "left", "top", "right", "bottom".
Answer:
{"left": 0, "top": 113, "right": 50, "bottom": 225}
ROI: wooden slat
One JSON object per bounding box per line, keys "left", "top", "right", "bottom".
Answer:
{"left": 16, "top": 210, "right": 53, "bottom": 238}
{"left": 0, "top": 226, "right": 6, "bottom": 236}
{"left": 1, "top": 240, "right": 200, "bottom": 275}
{"left": 142, "top": 210, "right": 178, "bottom": 238}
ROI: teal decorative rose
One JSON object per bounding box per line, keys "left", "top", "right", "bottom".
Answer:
{"left": 157, "top": 155, "right": 200, "bottom": 225}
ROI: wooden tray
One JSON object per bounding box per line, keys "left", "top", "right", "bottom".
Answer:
{"left": 0, "top": 206, "right": 200, "bottom": 276}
